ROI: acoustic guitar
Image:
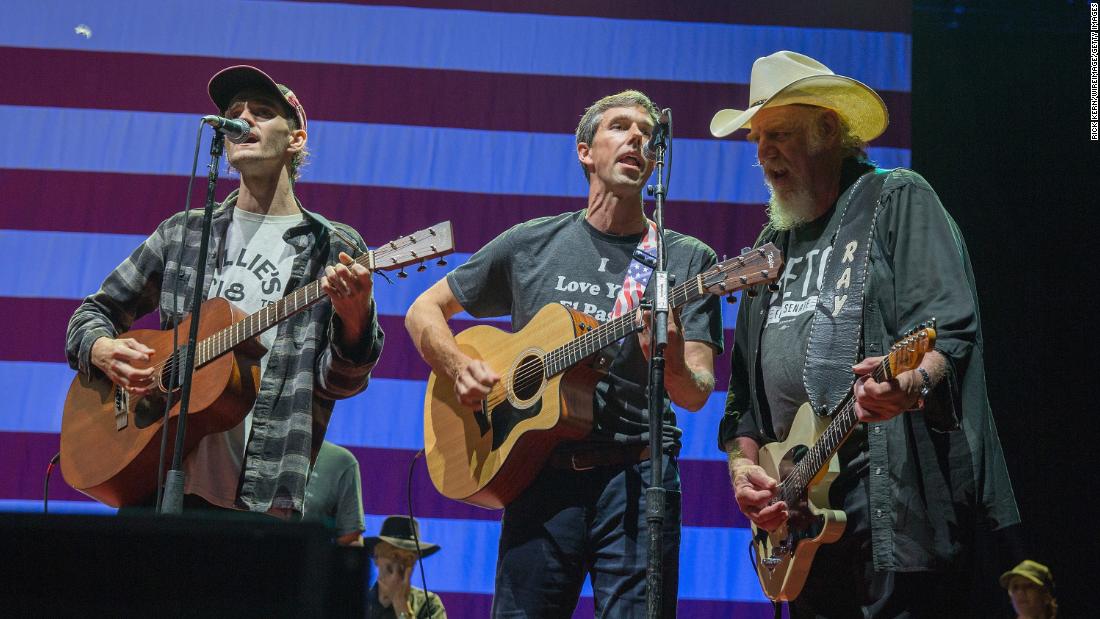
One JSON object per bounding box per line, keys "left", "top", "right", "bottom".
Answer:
{"left": 60, "top": 222, "right": 454, "bottom": 507}
{"left": 750, "top": 320, "right": 937, "bottom": 601}
{"left": 424, "top": 245, "right": 784, "bottom": 509}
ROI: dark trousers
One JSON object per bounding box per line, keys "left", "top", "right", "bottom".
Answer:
{"left": 790, "top": 529, "right": 968, "bottom": 619}
{"left": 490, "top": 456, "right": 681, "bottom": 618}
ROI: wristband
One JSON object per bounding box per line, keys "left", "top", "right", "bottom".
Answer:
{"left": 914, "top": 367, "right": 932, "bottom": 409}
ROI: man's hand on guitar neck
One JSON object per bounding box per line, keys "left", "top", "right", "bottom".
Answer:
{"left": 852, "top": 351, "right": 945, "bottom": 423}
{"left": 726, "top": 438, "right": 788, "bottom": 532}
{"left": 322, "top": 251, "right": 376, "bottom": 348}
{"left": 91, "top": 337, "right": 156, "bottom": 396}
{"left": 637, "top": 307, "right": 717, "bottom": 411}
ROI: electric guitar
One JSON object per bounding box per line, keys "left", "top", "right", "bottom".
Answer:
{"left": 424, "top": 245, "right": 784, "bottom": 509}
{"left": 750, "top": 320, "right": 937, "bottom": 601}
{"left": 60, "top": 222, "right": 455, "bottom": 507}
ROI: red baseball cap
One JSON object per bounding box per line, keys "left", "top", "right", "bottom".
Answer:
{"left": 208, "top": 65, "right": 307, "bottom": 131}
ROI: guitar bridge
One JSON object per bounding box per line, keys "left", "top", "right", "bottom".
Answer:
{"left": 114, "top": 387, "right": 129, "bottom": 430}
{"left": 762, "top": 537, "right": 792, "bottom": 570}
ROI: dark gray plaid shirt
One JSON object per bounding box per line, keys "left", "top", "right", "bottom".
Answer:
{"left": 65, "top": 191, "right": 383, "bottom": 516}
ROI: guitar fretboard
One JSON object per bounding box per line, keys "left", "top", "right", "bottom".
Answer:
{"left": 192, "top": 278, "right": 331, "bottom": 367}
{"left": 542, "top": 277, "right": 701, "bottom": 377}
{"left": 777, "top": 358, "right": 893, "bottom": 506}
{"left": 185, "top": 225, "right": 451, "bottom": 370}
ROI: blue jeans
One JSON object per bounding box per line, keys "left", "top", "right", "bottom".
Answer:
{"left": 491, "top": 455, "right": 681, "bottom": 618}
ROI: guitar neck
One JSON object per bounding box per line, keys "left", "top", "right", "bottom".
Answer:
{"left": 778, "top": 360, "right": 893, "bottom": 505}
{"left": 542, "top": 274, "right": 704, "bottom": 377}
{"left": 192, "top": 250, "right": 377, "bottom": 367}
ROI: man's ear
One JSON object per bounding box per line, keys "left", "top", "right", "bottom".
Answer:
{"left": 820, "top": 110, "right": 841, "bottom": 143}
{"left": 577, "top": 141, "right": 592, "bottom": 174}
{"left": 287, "top": 128, "right": 307, "bottom": 154}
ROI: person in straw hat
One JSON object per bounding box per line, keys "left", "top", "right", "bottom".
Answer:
{"left": 1001, "top": 560, "right": 1057, "bottom": 618}
{"left": 364, "top": 516, "right": 447, "bottom": 618}
{"left": 714, "top": 50, "right": 1019, "bottom": 616}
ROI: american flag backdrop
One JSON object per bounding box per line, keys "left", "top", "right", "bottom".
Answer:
{"left": 0, "top": 1, "right": 911, "bottom": 615}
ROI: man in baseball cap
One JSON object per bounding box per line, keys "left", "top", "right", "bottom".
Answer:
{"left": 1001, "top": 560, "right": 1057, "bottom": 618}
{"left": 66, "top": 64, "right": 383, "bottom": 518}
{"left": 715, "top": 51, "right": 1019, "bottom": 616}
{"left": 208, "top": 64, "right": 309, "bottom": 182}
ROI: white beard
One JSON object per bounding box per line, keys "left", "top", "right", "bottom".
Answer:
{"left": 765, "top": 181, "right": 818, "bottom": 231}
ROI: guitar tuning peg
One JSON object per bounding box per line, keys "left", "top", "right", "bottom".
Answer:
{"left": 436, "top": 257, "right": 448, "bottom": 266}
{"left": 725, "top": 293, "right": 738, "bottom": 304}
{"left": 767, "top": 283, "right": 780, "bottom": 292}
{"left": 397, "top": 268, "right": 408, "bottom": 279}
{"left": 746, "top": 288, "right": 758, "bottom": 298}
{"left": 416, "top": 261, "right": 427, "bottom": 272}
{"left": 740, "top": 246, "right": 752, "bottom": 255}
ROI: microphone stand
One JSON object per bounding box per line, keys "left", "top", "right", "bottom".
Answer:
{"left": 159, "top": 131, "right": 224, "bottom": 514}
{"left": 644, "top": 110, "right": 671, "bottom": 618}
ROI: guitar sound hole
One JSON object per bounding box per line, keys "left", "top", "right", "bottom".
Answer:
{"left": 511, "top": 354, "right": 544, "bottom": 401}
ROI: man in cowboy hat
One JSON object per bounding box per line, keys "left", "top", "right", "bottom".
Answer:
{"left": 364, "top": 516, "right": 447, "bottom": 618}
{"left": 66, "top": 65, "right": 383, "bottom": 517}
{"left": 713, "top": 50, "right": 1019, "bottom": 615}
{"left": 1001, "top": 560, "right": 1057, "bottom": 619}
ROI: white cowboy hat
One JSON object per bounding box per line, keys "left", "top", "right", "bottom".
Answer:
{"left": 710, "top": 50, "right": 888, "bottom": 143}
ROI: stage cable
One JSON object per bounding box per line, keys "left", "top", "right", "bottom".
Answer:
{"left": 406, "top": 449, "right": 435, "bottom": 619}
{"left": 43, "top": 452, "right": 61, "bottom": 514}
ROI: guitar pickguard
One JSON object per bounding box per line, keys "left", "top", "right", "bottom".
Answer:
{"left": 485, "top": 397, "right": 542, "bottom": 450}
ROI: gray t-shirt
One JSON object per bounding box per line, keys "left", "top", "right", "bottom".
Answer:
{"left": 184, "top": 208, "right": 303, "bottom": 508}
{"left": 304, "top": 441, "right": 365, "bottom": 537}
{"left": 759, "top": 207, "right": 842, "bottom": 441}
{"left": 447, "top": 209, "right": 724, "bottom": 449}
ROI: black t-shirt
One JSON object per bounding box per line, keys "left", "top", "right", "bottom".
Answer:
{"left": 447, "top": 209, "right": 725, "bottom": 449}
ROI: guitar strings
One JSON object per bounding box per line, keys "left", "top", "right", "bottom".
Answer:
{"left": 774, "top": 332, "right": 929, "bottom": 504}
{"left": 479, "top": 260, "right": 761, "bottom": 414}
{"left": 144, "top": 233, "right": 440, "bottom": 391}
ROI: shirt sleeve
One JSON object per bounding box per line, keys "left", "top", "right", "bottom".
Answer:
{"left": 65, "top": 217, "right": 172, "bottom": 377}
{"left": 876, "top": 171, "right": 979, "bottom": 431}
{"left": 678, "top": 242, "right": 726, "bottom": 356}
{"left": 316, "top": 224, "right": 385, "bottom": 400}
{"left": 333, "top": 455, "right": 365, "bottom": 537}
{"left": 445, "top": 225, "right": 517, "bottom": 318}
{"left": 719, "top": 293, "right": 766, "bottom": 451}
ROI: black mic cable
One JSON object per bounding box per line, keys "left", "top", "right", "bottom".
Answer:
{"left": 43, "top": 452, "right": 61, "bottom": 514}
{"left": 155, "top": 119, "right": 209, "bottom": 511}
{"left": 406, "top": 449, "right": 435, "bottom": 619}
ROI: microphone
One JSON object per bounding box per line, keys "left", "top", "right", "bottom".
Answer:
{"left": 644, "top": 108, "right": 671, "bottom": 160}
{"left": 202, "top": 115, "right": 252, "bottom": 144}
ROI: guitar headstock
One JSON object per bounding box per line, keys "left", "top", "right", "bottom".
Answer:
{"left": 882, "top": 319, "right": 937, "bottom": 379}
{"left": 368, "top": 221, "right": 455, "bottom": 274}
{"left": 698, "top": 242, "right": 784, "bottom": 296}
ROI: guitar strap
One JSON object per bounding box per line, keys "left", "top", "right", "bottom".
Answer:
{"left": 592, "top": 220, "right": 659, "bottom": 370}
{"left": 297, "top": 204, "right": 366, "bottom": 255}
{"left": 802, "top": 169, "right": 889, "bottom": 416}
{"left": 609, "top": 219, "right": 660, "bottom": 319}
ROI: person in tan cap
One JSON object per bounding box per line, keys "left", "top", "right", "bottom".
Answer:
{"left": 1001, "top": 560, "right": 1057, "bottom": 618}
{"left": 714, "top": 50, "right": 1019, "bottom": 616}
{"left": 364, "top": 516, "right": 446, "bottom": 618}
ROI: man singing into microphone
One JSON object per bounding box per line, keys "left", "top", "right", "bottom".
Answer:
{"left": 65, "top": 65, "right": 384, "bottom": 517}
{"left": 406, "top": 91, "right": 723, "bottom": 617}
